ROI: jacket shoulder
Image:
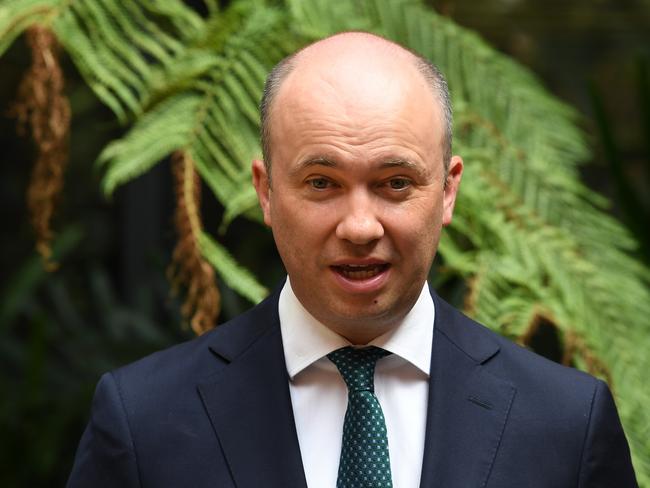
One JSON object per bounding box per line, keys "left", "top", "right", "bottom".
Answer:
{"left": 433, "top": 292, "right": 599, "bottom": 400}
{"left": 110, "top": 290, "right": 280, "bottom": 400}
{"left": 433, "top": 297, "right": 637, "bottom": 487}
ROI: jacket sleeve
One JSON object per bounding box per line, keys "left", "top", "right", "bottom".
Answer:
{"left": 66, "top": 372, "right": 141, "bottom": 488}
{"left": 577, "top": 379, "right": 638, "bottom": 488}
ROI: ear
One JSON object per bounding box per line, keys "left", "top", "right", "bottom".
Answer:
{"left": 252, "top": 159, "right": 272, "bottom": 227}
{"left": 442, "top": 155, "right": 463, "bottom": 226}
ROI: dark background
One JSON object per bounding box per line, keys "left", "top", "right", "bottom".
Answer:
{"left": 0, "top": 0, "right": 648, "bottom": 485}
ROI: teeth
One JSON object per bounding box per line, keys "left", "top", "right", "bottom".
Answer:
{"left": 343, "top": 268, "right": 377, "bottom": 279}
{"left": 337, "top": 264, "right": 386, "bottom": 280}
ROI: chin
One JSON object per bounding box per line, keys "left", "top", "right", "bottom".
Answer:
{"left": 329, "top": 304, "right": 402, "bottom": 332}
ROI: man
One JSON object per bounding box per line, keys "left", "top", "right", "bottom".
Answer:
{"left": 68, "top": 32, "right": 637, "bottom": 487}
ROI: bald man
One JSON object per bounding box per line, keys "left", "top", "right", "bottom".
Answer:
{"left": 68, "top": 33, "right": 637, "bottom": 488}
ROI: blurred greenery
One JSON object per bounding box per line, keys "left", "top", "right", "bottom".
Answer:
{"left": 588, "top": 57, "right": 650, "bottom": 261}
{"left": 1, "top": 0, "right": 648, "bottom": 486}
{"left": 0, "top": 227, "right": 186, "bottom": 486}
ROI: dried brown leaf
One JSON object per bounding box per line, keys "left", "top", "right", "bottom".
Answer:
{"left": 9, "top": 25, "right": 71, "bottom": 269}
{"left": 168, "top": 150, "right": 221, "bottom": 335}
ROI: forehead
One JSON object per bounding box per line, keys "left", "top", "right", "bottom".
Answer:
{"left": 270, "top": 48, "right": 443, "bottom": 169}
{"left": 280, "top": 40, "right": 431, "bottom": 114}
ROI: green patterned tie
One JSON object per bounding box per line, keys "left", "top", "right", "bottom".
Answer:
{"left": 327, "top": 346, "right": 393, "bottom": 488}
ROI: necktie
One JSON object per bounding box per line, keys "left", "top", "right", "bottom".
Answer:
{"left": 327, "top": 346, "right": 393, "bottom": 488}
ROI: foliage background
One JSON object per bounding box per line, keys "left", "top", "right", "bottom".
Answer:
{"left": 0, "top": 0, "right": 648, "bottom": 486}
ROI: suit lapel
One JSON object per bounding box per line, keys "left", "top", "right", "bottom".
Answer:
{"left": 420, "top": 294, "right": 516, "bottom": 488}
{"left": 197, "top": 294, "right": 307, "bottom": 488}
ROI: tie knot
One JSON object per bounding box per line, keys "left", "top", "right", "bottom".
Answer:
{"left": 327, "top": 346, "right": 390, "bottom": 393}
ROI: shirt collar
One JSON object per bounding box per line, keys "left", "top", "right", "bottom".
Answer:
{"left": 279, "top": 278, "right": 434, "bottom": 380}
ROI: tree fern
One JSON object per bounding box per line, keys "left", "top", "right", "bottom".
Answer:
{"left": 199, "top": 230, "right": 267, "bottom": 303}
{"left": 97, "top": 92, "right": 203, "bottom": 193}
{"left": 2, "top": 0, "right": 649, "bottom": 482}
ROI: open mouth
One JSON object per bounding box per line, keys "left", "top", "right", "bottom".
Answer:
{"left": 331, "top": 263, "right": 390, "bottom": 280}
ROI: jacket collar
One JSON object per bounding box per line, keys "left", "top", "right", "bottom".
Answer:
{"left": 198, "top": 288, "right": 308, "bottom": 488}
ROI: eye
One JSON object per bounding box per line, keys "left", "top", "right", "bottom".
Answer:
{"left": 308, "top": 177, "right": 332, "bottom": 190}
{"left": 387, "top": 177, "right": 411, "bottom": 190}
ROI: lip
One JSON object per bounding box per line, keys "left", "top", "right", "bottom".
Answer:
{"left": 330, "top": 258, "right": 388, "bottom": 266}
{"left": 329, "top": 262, "right": 391, "bottom": 294}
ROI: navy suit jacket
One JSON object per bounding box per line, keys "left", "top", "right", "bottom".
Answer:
{"left": 67, "top": 288, "right": 638, "bottom": 487}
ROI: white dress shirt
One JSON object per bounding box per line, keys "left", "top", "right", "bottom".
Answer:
{"left": 279, "top": 278, "right": 434, "bottom": 488}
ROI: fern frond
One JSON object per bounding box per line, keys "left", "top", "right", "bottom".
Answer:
{"left": 0, "top": 0, "right": 59, "bottom": 56}
{"left": 48, "top": 0, "right": 203, "bottom": 122}
{"left": 219, "top": 185, "right": 260, "bottom": 233}
{"left": 97, "top": 93, "right": 202, "bottom": 195}
{"left": 198, "top": 231, "right": 267, "bottom": 304}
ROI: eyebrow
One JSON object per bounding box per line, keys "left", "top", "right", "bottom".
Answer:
{"left": 378, "top": 158, "right": 418, "bottom": 171}
{"left": 290, "top": 155, "right": 429, "bottom": 178}
{"left": 378, "top": 158, "right": 429, "bottom": 178}
{"left": 289, "top": 156, "right": 337, "bottom": 176}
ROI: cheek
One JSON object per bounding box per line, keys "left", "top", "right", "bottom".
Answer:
{"left": 276, "top": 191, "right": 342, "bottom": 229}
{"left": 388, "top": 197, "right": 442, "bottom": 230}
{"left": 270, "top": 198, "right": 330, "bottom": 258}
{"left": 386, "top": 202, "right": 443, "bottom": 254}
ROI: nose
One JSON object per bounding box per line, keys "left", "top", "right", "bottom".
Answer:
{"left": 335, "top": 192, "right": 384, "bottom": 245}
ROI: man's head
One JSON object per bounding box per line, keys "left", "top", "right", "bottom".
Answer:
{"left": 260, "top": 33, "right": 454, "bottom": 181}
{"left": 253, "top": 32, "right": 463, "bottom": 344}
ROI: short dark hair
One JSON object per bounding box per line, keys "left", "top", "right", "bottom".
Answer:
{"left": 414, "top": 56, "right": 453, "bottom": 172}
{"left": 259, "top": 45, "right": 453, "bottom": 179}
{"left": 259, "top": 53, "right": 297, "bottom": 178}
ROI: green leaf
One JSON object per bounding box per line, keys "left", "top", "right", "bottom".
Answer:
{"left": 97, "top": 93, "right": 202, "bottom": 195}
{"left": 198, "top": 231, "right": 267, "bottom": 304}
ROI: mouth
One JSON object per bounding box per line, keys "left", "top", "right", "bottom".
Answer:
{"left": 331, "top": 263, "right": 390, "bottom": 280}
